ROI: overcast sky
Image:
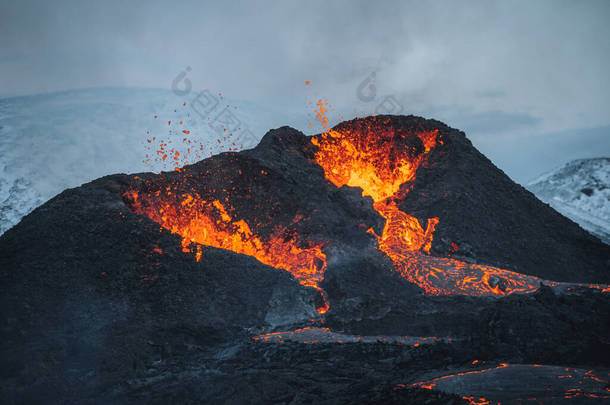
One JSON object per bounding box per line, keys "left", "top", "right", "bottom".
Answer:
{"left": 1, "top": 0, "right": 608, "bottom": 183}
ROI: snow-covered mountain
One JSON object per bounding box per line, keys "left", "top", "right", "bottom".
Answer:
{"left": 0, "top": 88, "right": 310, "bottom": 235}
{"left": 527, "top": 158, "right": 610, "bottom": 244}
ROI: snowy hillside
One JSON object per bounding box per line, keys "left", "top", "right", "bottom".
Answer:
{"left": 527, "top": 158, "right": 610, "bottom": 244}
{"left": 0, "top": 88, "right": 310, "bottom": 235}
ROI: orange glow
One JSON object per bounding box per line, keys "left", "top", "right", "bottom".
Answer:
{"left": 316, "top": 298, "right": 330, "bottom": 314}
{"left": 124, "top": 190, "right": 327, "bottom": 291}
{"left": 311, "top": 119, "right": 469, "bottom": 290}
{"left": 409, "top": 364, "right": 610, "bottom": 402}
{"left": 462, "top": 396, "right": 491, "bottom": 405}
{"left": 309, "top": 117, "right": 585, "bottom": 296}
{"left": 377, "top": 201, "right": 439, "bottom": 254}
{"left": 410, "top": 363, "right": 510, "bottom": 391}
{"left": 253, "top": 326, "right": 446, "bottom": 345}
{"left": 131, "top": 106, "right": 608, "bottom": 307}
{"left": 311, "top": 120, "right": 441, "bottom": 258}
{"left": 311, "top": 126, "right": 438, "bottom": 203}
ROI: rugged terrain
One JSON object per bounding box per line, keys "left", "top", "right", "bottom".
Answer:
{"left": 1, "top": 115, "right": 609, "bottom": 404}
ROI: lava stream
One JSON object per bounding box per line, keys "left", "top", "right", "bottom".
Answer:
{"left": 253, "top": 327, "right": 448, "bottom": 345}
{"left": 310, "top": 118, "right": 608, "bottom": 297}
{"left": 407, "top": 363, "right": 610, "bottom": 403}
{"left": 124, "top": 189, "right": 328, "bottom": 301}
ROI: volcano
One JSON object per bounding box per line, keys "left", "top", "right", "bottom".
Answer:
{"left": 1, "top": 115, "right": 609, "bottom": 404}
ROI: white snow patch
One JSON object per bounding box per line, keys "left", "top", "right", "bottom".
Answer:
{"left": 0, "top": 88, "right": 309, "bottom": 235}
{"left": 527, "top": 158, "right": 610, "bottom": 244}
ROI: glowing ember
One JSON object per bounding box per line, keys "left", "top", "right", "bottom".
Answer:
{"left": 410, "top": 363, "right": 511, "bottom": 391}
{"left": 461, "top": 396, "right": 491, "bottom": 405}
{"left": 143, "top": 99, "right": 250, "bottom": 171}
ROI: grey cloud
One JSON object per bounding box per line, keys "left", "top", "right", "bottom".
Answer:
{"left": 433, "top": 108, "right": 541, "bottom": 135}
{"left": 0, "top": 0, "right": 609, "bottom": 182}
{"left": 475, "top": 91, "right": 506, "bottom": 99}
{"left": 474, "top": 126, "right": 610, "bottom": 183}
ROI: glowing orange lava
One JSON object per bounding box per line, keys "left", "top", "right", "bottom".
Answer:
{"left": 124, "top": 190, "right": 327, "bottom": 295}
{"left": 129, "top": 106, "right": 608, "bottom": 304}
{"left": 461, "top": 396, "right": 492, "bottom": 405}
{"left": 311, "top": 122, "right": 440, "bottom": 251}
{"left": 310, "top": 117, "right": 608, "bottom": 297}
{"left": 253, "top": 326, "right": 447, "bottom": 345}
{"left": 408, "top": 364, "right": 610, "bottom": 403}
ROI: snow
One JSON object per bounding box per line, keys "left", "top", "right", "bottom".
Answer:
{"left": 0, "top": 88, "right": 310, "bottom": 235}
{"left": 527, "top": 158, "right": 610, "bottom": 244}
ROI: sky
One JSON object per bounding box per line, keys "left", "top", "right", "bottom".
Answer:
{"left": 0, "top": 0, "right": 609, "bottom": 183}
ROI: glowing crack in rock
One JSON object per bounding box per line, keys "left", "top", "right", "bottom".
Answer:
{"left": 407, "top": 363, "right": 610, "bottom": 404}
{"left": 253, "top": 327, "right": 449, "bottom": 345}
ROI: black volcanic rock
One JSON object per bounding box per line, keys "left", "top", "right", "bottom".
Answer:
{"left": 388, "top": 117, "right": 609, "bottom": 282}
{"left": 1, "top": 115, "right": 609, "bottom": 403}
{"left": 0, "top": 175, "right": 319, "bottom": 402}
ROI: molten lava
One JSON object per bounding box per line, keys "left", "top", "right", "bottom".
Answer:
{"left": 126, "top": 114, "right": 607, "bottom": 303}
{"left": 311, "top": 125, "right": 438, "bottom": 203}
{"left": 407, "top": 363, "right": 610, "bottom": 403}
{"left": 253, "top": 327, "right": 447, "bottom": 345}
{"left": 124, "top": 189, "right": 327, "bottom": 292}
{"left": 311, "top": 122, "right": 440, "bottom": 253}
{"left": 310, "top": 118, "right": 604, "bottom": 296}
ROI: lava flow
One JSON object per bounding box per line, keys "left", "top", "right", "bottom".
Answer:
{"left": 407, "top": 363, "right": 610, "bottom": 403}
{"left": 124, "top": 189, "right": 328, "bottom": 294}
{"left": 254, "top": 327, "right": 447, "bottom": 345}
{"left": 125, "top": 113, "right": 607, "bottom": 303}
{"left": 310, "top": 117, "right": 607, "bottom": 296}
